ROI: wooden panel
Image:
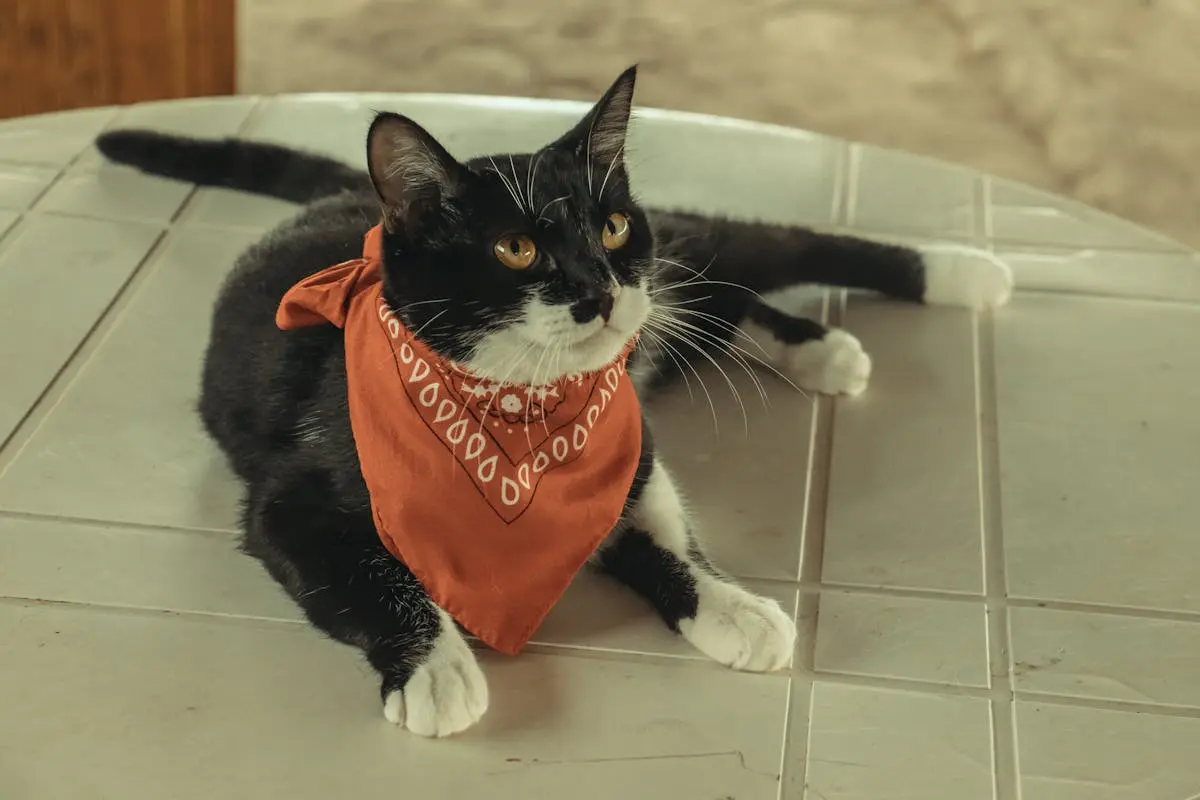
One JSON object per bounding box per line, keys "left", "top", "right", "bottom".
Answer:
{"left": 0, "top": 0, "right": 235, "bottom": 119}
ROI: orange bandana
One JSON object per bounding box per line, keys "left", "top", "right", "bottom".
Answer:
{"left": 276, "top": 226, "right": 643, "bottom": 654}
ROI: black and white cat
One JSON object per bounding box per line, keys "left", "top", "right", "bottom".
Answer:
{"left": 97, "top": 67, "right": 1011, "bottom": 737}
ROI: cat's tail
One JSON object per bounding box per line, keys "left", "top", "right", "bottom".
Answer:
{"left": 95, "top": 130, "right": 368, "bottom": 203}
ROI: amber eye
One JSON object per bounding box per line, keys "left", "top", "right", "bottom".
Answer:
{"left": 494, "top": 234, "right": 537, "bottom": 270}
{"left": 601, "top": 212, "right": 631, "bottom": 251}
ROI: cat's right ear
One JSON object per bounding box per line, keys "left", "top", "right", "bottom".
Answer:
{"left": 366, "top": 112, "right": 465, "bottom": 234}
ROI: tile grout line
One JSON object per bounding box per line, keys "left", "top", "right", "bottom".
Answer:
{"left": 1007, "top": 285, "right": 1200, "bottom": 309}
{"left": 0, "top": 106, "right": 183, "bottom": 465}
{"left": 170, "top": 96, "right": 271, "bottom": 227}
{"left": 1013, "top": 690, "right": 1200, "bottom": 721}
{"left": 0, "top": 108, "right": 122, "bottom": 237}
{"left": 980, "top": 176, "right": 995, "bottom": 242}
{"left": 0, "top": 99, "right": 271, "bottom": 472}
{"left": 980, "top": 307, "right": 1021, "bottom": 800}
{"left": 0, "top": 229, "right": 169, "bottom": 471}
{"left": 797, "top": 682, "right": 817, "bottom": 800}
{"left": 0, "top": 595, "right": 305, "bottom": 630}
{"left": 776, "top": 294, "right": 834, "bottom": 800}
{"left": 814, "top": 222, "right": 1188, "bottom": 258}
{"left": 976, "top": 173, "right": 1022, "bottom": 800}
{"left": 10, "top": 590, "right": 1200, "bottom": 722}
{"left": 775, "top": 659, "right": 799, "bottom": 798}
{"left": 1006, "top": 596, "right": 1200, "bottom": 624}
{"left": 10, "top": 505, "right": 1200, "bottom": 624}
{"left": 0, "top": 212, "right": 30, "bottom": 259}
{"left": 827, "top": 140, "right": 850, "bottom": 226}
{"left": 778, "top": 156, "right": 852, "bottom": 800}
{"left": 9, "top": 100, "right": 276, "bottom": 236}
{"left": 813, "top": 580, "right": 981, "bottom": 601}
{"left": 800, "top": 292, "right": 838, "bottom": 589}
{"left": 842, "top": 144, "right": 861, "bottom": 231}
{"left": 161, "top": 96, "right": 269, "bottom": 228}
{"left": 0, "top": 119, "right": 113, "bottom": 262}
{"left": 0, "top": 508, "right": 238, "bottom": 538}
{"left": 812, "top": 669, "right": 995, "bottom": 699}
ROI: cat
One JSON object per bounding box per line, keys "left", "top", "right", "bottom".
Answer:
{"left": 96, "top": 66, "right": 1012, "bottom": 738}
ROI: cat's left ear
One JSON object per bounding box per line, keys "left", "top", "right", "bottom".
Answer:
{"left": 366, "top": 112, "right": 467, "bottom": 235}
{"left": 554, "top": 65, "right": 637, "bottom": 183}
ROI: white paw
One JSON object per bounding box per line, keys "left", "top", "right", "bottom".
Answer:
{"left": 921, "top": 245, "right": 1014, "bottom": 309}
{"left": 781, "top": 329, "right": 872, "bottom": 396}
{"left": 680, "top": 581, "right": 796, "bottom": 672}
{"left": 382, "top": 619, "right": 488, "bottom": 738}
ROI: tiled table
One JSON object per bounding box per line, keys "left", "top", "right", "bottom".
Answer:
{"left": 1, "top": 96, "right": 1198, "bottom": 800}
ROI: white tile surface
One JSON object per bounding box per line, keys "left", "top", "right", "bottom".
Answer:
{"left": 990, "top": 178, "right": 1187, "bottom": 252}
{"left": 1016, "top": 702, "right": 1200, "bottom": 800}
{"left": 803, "top": 683, "right": 994, "bottom": 800}
{"left": 653, "top": 364, "right": 815, "bottom": 581}
{"left": 0, "top": 106, "right": 117, "bottom": 166}
{"left": 628, "top": 112, "right": 841, "bottom": 225}
{"left": 0, "top": 214, "right": 162, "bottom": 445}
{"left": 0, "top": 210, "right": 17, "bottom": 240}
{"left": 996, "top": 294, "right": 1200, "bottom": 612}
{"left": 822, "top": 298, "right": 983, "bottom": 593}
{"left": 0, "top": 226, "right": 250, "bottom": 529}
{"left": 33, "top": 161, "right": 196, "bottom": 223}
{"left": 852, "top": 145, "right": 977, "bottom": 237}
{"left": 0, "top": 515, "right": 298, "bottom": 621}
{"left": 179, "top": 186, "right": 301, "bottom": 230}
{"left": 0, "top": 602, "right": 789, "bottom": 800}
{"left": 1011, "top": 606, "right": 1200, "bottom": 708}
{"left": 0, "top": 163, "right": 59, "bottom": 211}
{"left": 1000, "top": 247, "right": 1200, "bottom": 302}
{"left": 2, "top": 94, "right": 1199, "bottom": 800}
{"left": 815, "top": 591, "right": 988, "bottom": 687}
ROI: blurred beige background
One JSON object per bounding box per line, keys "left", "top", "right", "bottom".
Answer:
{"left": 239, "top": 0, "right": 1200, "bottom": 247}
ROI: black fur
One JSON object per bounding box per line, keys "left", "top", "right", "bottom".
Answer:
{"left": 96, "top": 130, "right": 367, "bottom": 203}
{"left": 97, "top": 67, "right": 937, "bottom": 713}
{"left": 595, "top": 528, "right": 699, "bottom": 630}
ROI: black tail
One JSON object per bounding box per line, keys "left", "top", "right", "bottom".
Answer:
{"left": 95, "top": 130, "right": 368, "bottom": 204}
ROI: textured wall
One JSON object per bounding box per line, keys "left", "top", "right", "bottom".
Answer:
{"left": 240, "top": 0, "right": 1200, "bottom": 247}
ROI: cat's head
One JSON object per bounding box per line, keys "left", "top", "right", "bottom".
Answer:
{"left": 366, "top": 66, "right": 655, "bottom": 385}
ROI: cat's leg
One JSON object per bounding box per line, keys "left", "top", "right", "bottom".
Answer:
{"left": 647, "top": 218, "right": 1010, "bottom": 397}
{"left": 244, "top": 467, "right": 488, "bottom": 737}
{"left": 598, "top": 455, "right": 796, "bottom": 671}
{"left": 650, "top": 210, "right": 1014, "bottom": 308}
{"left": 726, "top": 245, "right": 1016, "bottom": 396}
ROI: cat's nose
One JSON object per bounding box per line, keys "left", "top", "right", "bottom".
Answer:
{"left": 572, "top": 291, "right": 616, "bottom": 324}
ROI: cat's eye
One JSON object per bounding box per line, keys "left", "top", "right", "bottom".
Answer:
{"left": 602, "top": 212, "right": 631, "bottom": 251}
{"left": 493, "top": 234, "right": 537, "bottom": 270}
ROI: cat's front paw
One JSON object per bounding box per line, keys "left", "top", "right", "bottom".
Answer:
{"left": 781, "top": 329, "right": 872, "bottom": 396}
{"left": 680, "top": 581, "right": 796, "bottom": 672}
{"left": 383, "top": 626, "right": 489, "bottom": 737}
{"left": 920, "top": 245, "right": 1014, "bottom": 309}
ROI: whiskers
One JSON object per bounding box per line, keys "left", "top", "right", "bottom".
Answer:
{"left": 410, "top": 308, "right": 448, "bottom": 339}
{"left": 639, "top": 256, "right": 810, "bottom": 437}
{"left": 646, "top": 254, "right": 770, "bottom": 304}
